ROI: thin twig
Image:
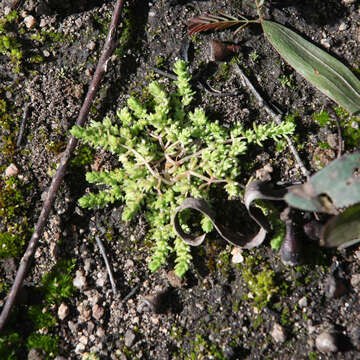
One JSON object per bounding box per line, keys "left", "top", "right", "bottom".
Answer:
{"left": 0, "top": 0, "right": 126, "bottom": 331}
{"left": 95, "top": 236, "right": 117, "bottom": 295}
{"left": 16, "top": 103, "right": 30, "bottom": 147}
{"left": 121, "top": 284, "right": 140, "bottom": 303}
{"left": 234, "top": 64, "right": 311, "bottom": 179}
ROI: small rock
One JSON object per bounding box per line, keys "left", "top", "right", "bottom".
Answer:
{"left": 167, "top": 270, "right": 184, "bottom": 288}
{"left": 326, "top": 133, "right": 339, "bottom": 150}
{"left": 255, "top": 164, "right": 273, "bottom": 182}
{"left": 320, "top": 38, "right": 331, "bottom": 49}
{"left": 73, "top": 270, "right": 87, "bottom": 289}
{"left": 75, "top": 343, "right": 86, "bottom": 354}
{"left": 96, "top": 327, "right": 105, "bottom": 338}
{"left": 77, "top": 303, "right": 91, "bottom": 322}
{"left": 92, "top": 303, "right": 104, "bottom": 321}
{"left": 298, "top": 296, "right": 308, "bottom": 308}
{"left": 24, "top": 15, "right": 36, "bottom": 29}
{"left": 4, "top": 163, "right": 19, "bottom": 177}
{"left": 28, "top": 348, "right": 45, "bottom": 360}
{"left": 350, "top": 273, "right": 360, "bottom": 288}
{"left": 270, "top": 323, "right": 287, "bottom": 343}
{"left": 57, "top": 303, "right": 69, "bottom": 320}
{"left": 231, "top": 247, "right": 244, "bottom": 264}
{"left": 95, "top": 271, "right": 107, "bottom": 287}
{"left": 325, "top": 275, "right": 348, "bottom": 298}
{"left": 338, "top": 22, "right": 347, "bottom": 31}
{"left": 316, "top": 331, "right": 339, "bottom": 353}
{"left": 87, "top": 41, "right": 96, "bottom": 51}
{"left": 79, "top": 335, "right": 88, "bottom": 346}
{"left": 124, "top": 329, "right": 136, "bottom": 347}
{"left": 67, "top": 320, "right": 78, "bottom": 335}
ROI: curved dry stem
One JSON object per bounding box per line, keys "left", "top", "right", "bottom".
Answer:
{"left": 0, "top": 0, "right": 127, "bottom": 332}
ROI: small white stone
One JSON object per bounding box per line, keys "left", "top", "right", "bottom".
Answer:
{"left": 231, "top": 247, "right": 244, "bottom": 264}
{"left": 73, "top": 270, "right": 87, "bottom": 289}
{"left": 298, "top": 296, "right": 308, "bottom": 308}
{"left": 4, "top": 163, "right": 19, "bottom": 177}
{"left": 338, "top": 23, "right": 347, "bottom": 31}
{"left": 270, "top": 323, "right": 287, "bottom": 343}
{"left": 124, "top": 329, "right": 136, "bottom": 347}
{"left": 320, "top": 38, "right": 331, "bottom": 49}
{"left": 75, "top": 343, "right": 85, "bottom": 354}
{"left": 92, "top": 303, "right": 104, "bottom": 321}
{"left": 316, "top": 331, "right": 339, "bottom": 353}
{"left": 79, "top": 335, "right": 88, "bottom": 346}
{"left": 351, "top": 273, "right": 360, "bottom": 288}
{"left": 24, "top": 15, "right": 37, "bottom": 29}
{"left": 57, "top": 303, "right": 69, "bottom": 320}
{"left": 87, "top": 41, "right": 96, "bottom": 51}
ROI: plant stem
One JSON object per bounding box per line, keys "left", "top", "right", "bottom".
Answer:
{"left": 0, "top": 0, "right": 126, "bottom": 331}
{"left": 95, "top": 236, "right": 117, "bottom": 295}
{"left": 234, "top": 64, "right": 311, "bottom": 179}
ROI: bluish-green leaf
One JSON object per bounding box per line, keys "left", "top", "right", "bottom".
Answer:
{"left": 321, "top": 203, "right": 360, "bottom": 249}
{"left": 285, "top": 152, "right": 360, "bottom": 213}
{"left": 263, "top": 21, "right": 360, "bottom": 115}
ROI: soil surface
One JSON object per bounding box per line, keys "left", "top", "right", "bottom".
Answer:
{"left": 1, "top": 0, "right": 360, "bottom": 359}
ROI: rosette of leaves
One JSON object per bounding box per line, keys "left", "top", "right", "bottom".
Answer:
{"left": 71, "top": 60, "right": 295, "bottom": 277}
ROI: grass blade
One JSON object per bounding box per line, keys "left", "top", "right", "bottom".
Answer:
{"left": 262, "top": 21, "right": 360, "bottom": 115}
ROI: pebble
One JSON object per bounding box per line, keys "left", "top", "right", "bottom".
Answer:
{"left": 320, "top": 38, "right": 331, "bottom": 49}
{"left": 75, "top": 343, "right": 86, "bottom": 354}
{"left": 167, "top": 270, "right": 183, "bottom": 288}
{"left": 4, "top": 163, "right": 19, "bottom": 177}
{"left": 350, "top": 273, "right": 360, "bottom": 288}
{"left": 124, "top": 329, "right": 136, "bottom": 347}
{"left": 95, "top": 271, "right": 107, "bottom": 287}
{"left": 57, "top": 302, "right": 69, "bottom": 320}
{"left": 316, "top": 331, "right": 339, "bottom": 353}
{"left": 325, "top": 275, "right": 348, "bottom": 298}
{"left": 231, "top": 247, "right": 244, "bottom": 264}
{"left": 77, "top": 303, "right": 91, "bottom": 322}
{"left": 28, "top": 348, "right": 45, "bottom": 360}
{"left": 67, "top": 320, "right": 78, "bottom": 335}
{"left": 24, "top": 15, "right": 37, "bottom": 29}
{"left": 79, "top": 335, "right": 88, "bottom": 346}
{"left": 270, "top": 323, "right": 287, "bottom": 343}
{"left": 298, "top": 296, "right": 308, "bottom": 308}
{"left": 92, "top": 303, "right": 104, "bottom": 321}
{"left": 73, "top": 270, "right": 87, "bottom": 289}
{"left": 255, "top": 164, "right": 273, "bottom": 182}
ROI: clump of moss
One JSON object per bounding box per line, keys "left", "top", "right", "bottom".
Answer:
{"left": 70, "top": 145, "right": 95, "bottom": 167}
{"left": 0, "top": 176, "right": 32, "bottom": 259}
{"left": 27, "top": 333, "right": 58, "bottom": 358}
{"left": 40, "top": 259, "right": 76, "bottom": 304}
{"left": 241, "top": 256, "right": 279, "bottom": 309}
{"left": 0, "top": 11, "right": 23, "bottom": 72}
{"left": 0, "top": 259, "right": 76, "bottom": 358}
{"left": 313, "top": 107, "right": 360, "bottom": 149}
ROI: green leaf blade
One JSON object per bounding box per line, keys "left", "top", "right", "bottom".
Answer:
{"left": 263, "top": 21, "right": 360, "bottom": 115}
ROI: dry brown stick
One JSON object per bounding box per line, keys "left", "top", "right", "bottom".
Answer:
{"left": 0, "top": 0, "right": 126, "bottom": 331}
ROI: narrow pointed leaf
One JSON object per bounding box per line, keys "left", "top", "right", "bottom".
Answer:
{"left": 262, "top": 21, "right": 360, "bottom": 115}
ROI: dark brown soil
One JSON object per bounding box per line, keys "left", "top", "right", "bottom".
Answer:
{"left": 1, "top": 1, "right": 360, "bottom": 359}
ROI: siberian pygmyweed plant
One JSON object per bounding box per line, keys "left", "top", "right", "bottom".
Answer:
{"left": 71, "top": 60, "right": 295, "bottom": 277}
